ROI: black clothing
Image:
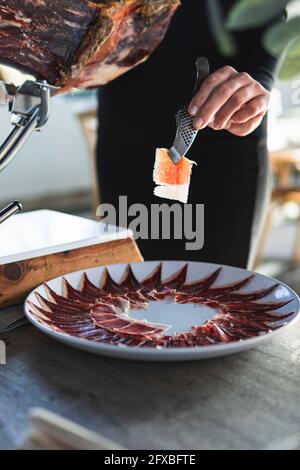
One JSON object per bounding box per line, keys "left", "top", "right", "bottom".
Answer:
{"left": 97, "top": 1, "right": 281, "bottom": 268}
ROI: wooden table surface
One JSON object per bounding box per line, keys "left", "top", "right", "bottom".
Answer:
{"left": 0, "top": 305, "right": 300, "bottom": 450}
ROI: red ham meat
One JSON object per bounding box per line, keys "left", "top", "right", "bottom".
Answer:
{"left": 0, "top": 0, "right": 180, "bottom": 92}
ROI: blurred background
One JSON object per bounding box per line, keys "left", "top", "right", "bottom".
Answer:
{"left": 0, "top": 1, "right": 300, "bottom": 288}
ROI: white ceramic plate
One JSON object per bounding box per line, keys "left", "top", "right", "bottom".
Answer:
{"left": 24, "top": 261, "right": 300, "bottom": 361}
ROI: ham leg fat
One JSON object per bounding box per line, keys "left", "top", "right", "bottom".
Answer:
{"left": 0, "top": 0, "right": 180, "bottom": 92}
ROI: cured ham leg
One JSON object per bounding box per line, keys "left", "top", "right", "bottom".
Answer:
{"left": 0, "top": 1, "right": 180, "bottom": 92}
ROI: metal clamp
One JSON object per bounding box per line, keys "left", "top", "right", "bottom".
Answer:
{"left": 0, "top": 80, "right": 57, "bottom": 222}
{"left": 0, "top": 80, "right": 56, "bottom": 173}
{"left": 0, "top": 200, "right": 22, "bottom": 225}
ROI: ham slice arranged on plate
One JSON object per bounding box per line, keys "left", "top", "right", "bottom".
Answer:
{"left": 0, "top": 0, "right": 180, "bottom": 92}
{"left": 153, "top": 148, "right": 195, "bottom": 203}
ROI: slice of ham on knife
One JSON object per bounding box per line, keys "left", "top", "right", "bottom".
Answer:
{"left": 153, "top": 148, "right": 196, "bottom": 204}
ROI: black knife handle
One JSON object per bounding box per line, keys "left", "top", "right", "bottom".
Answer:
{"left": 193, "top": 57, "right": 210, "bottom": 97}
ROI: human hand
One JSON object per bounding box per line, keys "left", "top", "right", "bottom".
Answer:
{"left": 188, "top": 66, "right": 270, "bottom": 136}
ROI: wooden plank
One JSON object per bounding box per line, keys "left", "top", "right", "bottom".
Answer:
{"left": 0, "top": 238, "right": 142, "bottom": 308}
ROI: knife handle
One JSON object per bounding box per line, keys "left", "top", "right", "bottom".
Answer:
{"left": 193, "top": 57, "right": 210, "bottom": 97}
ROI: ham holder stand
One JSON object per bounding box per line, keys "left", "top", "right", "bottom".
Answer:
{"left": 0, "top": 80, "right": 142, "bottom": 308}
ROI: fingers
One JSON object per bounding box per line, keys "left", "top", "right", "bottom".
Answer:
{"left": 187, "top": 65, "right": 270, "bottom": 136}
{"left": 226, "top": 114, "right": 265, "bottom": 137}
{"left": 188, "top": 65, "right": 238, "bottom": 121}
{"left": 190, "top": 71, "right": 258, "bottom": 130}
{"left": 229, "top": 94, "right": 269, "bottom": 124}
{"left": 210, "top": 83, "right": 266, "bottom": 130}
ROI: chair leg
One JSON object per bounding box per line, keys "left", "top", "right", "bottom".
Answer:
{"left": 253, "top": 204, "right": 275, "bottom": 269}
{"left": 292, "top": 208, "right": 300, "bottom": 265}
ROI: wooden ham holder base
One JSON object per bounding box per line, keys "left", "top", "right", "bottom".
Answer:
{"left": 0, "top": 210, "right": 143, "bottom": 308}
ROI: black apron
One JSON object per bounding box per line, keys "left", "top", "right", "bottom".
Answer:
{"left": 97, "top": 1, "right": 278, "bottom": 268}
